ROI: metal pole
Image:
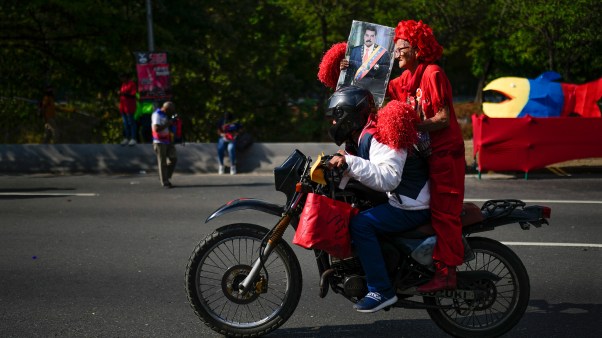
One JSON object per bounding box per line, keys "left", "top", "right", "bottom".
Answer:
{"left": 146, "top": 0, "right": 155, "bottom": 51}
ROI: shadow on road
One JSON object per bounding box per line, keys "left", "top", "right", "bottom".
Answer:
{"left": 265, "top": 300, "right": 602, "bottom": 337}
{"left": 519, "top": 300, "right": 602, "bottom": 337}
{"left": 268, "top": 319, "right": 444, "bottom": 337}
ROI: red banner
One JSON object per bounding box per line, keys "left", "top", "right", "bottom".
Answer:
{"left": 472, "top": 114, "right": 602, "bottom": 173}
{"left": 135, "top": 52, "right": 172, "bottom": 101}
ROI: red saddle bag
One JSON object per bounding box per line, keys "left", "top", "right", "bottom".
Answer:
{"left": 293, "top": 193, "right": 359, "bottom": 259}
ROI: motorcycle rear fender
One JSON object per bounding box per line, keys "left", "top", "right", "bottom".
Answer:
{"left": 205, "top": 198, "right": 285, "bottom": 223}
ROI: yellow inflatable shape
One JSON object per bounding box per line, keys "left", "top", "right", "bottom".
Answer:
{"left": 482, "top": 77, "right": 530, "bottom": 118}
{"left": 310, "top": 153, "right": 327, "bottom": 185}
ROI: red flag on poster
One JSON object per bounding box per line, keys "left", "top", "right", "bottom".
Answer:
{"left": 134, "top": 52, "right": 172, "bottom": 101}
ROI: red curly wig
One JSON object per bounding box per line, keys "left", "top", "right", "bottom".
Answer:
{"left": 318, "top": 42, "right": 347, "bottom": 89}
{"left": 375, "top": 100, "right": 419, "bottom": 150}
{"left": 394, "top": 20, "right": 442, "bottom": 64}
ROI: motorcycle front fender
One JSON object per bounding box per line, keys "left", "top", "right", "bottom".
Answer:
{"left": 205, "top": 198, "right": 285, "bottom": 223}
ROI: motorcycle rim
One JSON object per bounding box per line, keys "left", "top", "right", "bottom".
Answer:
{"left": 425, "top": 237, "right": 530, "bottom": 337}
{"left": 185, "top": 223, "right": 302, "bottom": 337}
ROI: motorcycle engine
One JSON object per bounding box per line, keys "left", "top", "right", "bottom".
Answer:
{"left": 343, "top": 275, "right": 367, "bottom": 298}
{"left": 330, "top": 256, "right": 363, "bottom": 274}
{"left": 330, "top": 256, "right": 367, "bottom": 298}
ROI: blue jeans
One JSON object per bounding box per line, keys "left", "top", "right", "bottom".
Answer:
{"left": 217, "top": 137, "right": 236, "bottom": 166}
{"left": 350, "top": 203, "right": 430, "bottom": 295}
{"left": 121, "top": 113, "right": 137, "bottom": 140}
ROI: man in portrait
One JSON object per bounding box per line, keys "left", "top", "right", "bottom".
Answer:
{"left": 340, "top": 24, "right": 392, "bottom": 105}
{"left": 345, "top": 25, "right": 391, "bottom": 87}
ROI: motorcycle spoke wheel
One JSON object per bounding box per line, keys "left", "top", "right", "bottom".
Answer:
{"left": 425, "top": 237, "right": 530, "bottom": 338}
{"left": 186, "top": 223, "right": 302, "bottom": 337}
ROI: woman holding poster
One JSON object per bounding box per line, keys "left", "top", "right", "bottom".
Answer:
{"left": 387, "top": 20, "right": 465, "bottom": 293}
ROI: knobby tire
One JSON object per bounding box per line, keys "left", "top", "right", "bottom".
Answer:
{"left": 185, "top": 223, "right": 302, "bottom": 337}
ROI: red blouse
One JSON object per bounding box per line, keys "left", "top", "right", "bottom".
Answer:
{"left": 387, "top": 64, "right": 463, "bottom": 153}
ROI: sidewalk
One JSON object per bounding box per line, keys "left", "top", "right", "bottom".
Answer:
{"left": 1, "top": 141, "right": 601, "bottom": 176}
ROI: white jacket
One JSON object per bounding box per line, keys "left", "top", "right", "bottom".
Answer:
{"left": 344, "top": 137, "right": 430, "bottom": 210}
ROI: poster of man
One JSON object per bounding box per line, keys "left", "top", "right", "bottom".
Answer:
{"left": 337, "top": 21, "right": 395, "bottom": 107}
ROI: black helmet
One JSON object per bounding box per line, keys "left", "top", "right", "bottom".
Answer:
{"left": 326, "top": 86, "right": 375, "bottom": 146}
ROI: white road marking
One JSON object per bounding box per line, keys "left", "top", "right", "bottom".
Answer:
{"left": 2, "top": 195, "right": 598, "bottom": 246}
{"left": 502, "top": 242, "right": 602, "bottom": 248}
{"left": 0, "top": 192, "right": 98, "bottom": 197}
{"left": 465, "top": 198, "right": 602, "bottom": 204}
{"left": 464, "top": 198, "right": 602, "bottom": 248}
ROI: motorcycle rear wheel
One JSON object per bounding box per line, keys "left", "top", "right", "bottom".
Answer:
{"left": 185, "top": 223, "right": 302, "bottom": 337}
{"left": 425, "top": 237, "right": 530, "bottom": 337}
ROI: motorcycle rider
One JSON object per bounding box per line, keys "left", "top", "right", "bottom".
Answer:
{"left": 326, "top": 86, "right": 430, "bottom": 313}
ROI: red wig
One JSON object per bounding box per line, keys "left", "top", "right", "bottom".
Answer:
{"left": 318, "top": 42, "right": 347, "bottom": 89}
{"left": 394, "top": 20, "right": 442, "bottom": 64}
{"left": 375, "top": 100, "right": 419, "bottom": 150}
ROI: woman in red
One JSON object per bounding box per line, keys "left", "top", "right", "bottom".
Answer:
{"left": 387, "top": 20, "right": 465, "bottom": 292}
{"left": 119, "top": 73, "right": 138, "bottom": 146}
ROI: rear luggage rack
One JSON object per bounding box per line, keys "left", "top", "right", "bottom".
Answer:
{"left": 481, "top": 199, "right": 526, "bottom": 220}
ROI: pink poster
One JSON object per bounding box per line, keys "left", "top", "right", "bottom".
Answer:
{"left": 135, "top": 52, "right": 172, "bottom": 101}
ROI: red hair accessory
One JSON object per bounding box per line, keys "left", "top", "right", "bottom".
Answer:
{"left": 375, "top": 100, "right": 420, "bottom": 150}
{"left": 394, "top": 20, "right": 442, "bottom": 64}
{"left": 318, "top": 42, "right": 347, "bottom": 89}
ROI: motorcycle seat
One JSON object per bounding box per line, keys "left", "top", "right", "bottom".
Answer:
{"left": 396, "top": 203, "right": 484, "bottom": 239}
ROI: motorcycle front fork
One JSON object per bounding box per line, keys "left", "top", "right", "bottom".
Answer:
{"left": 238, "top": 191, "right": 305, "bottom": 294}
{"left": 238, "top": 214, "right": 292, "bottom": 294}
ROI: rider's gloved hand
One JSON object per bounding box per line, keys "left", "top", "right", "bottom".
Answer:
{"left": 328, "top": 153, "right": 349, "bottom": 172}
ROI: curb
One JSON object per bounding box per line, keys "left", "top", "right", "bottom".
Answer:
{"left": 0, "top": 143, "right": 341, "bottom": 175}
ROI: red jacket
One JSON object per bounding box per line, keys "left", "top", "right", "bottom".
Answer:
{"left": 119, "top": 80, "right": 137, "bottom": 114}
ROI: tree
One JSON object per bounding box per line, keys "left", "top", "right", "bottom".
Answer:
{"left": 501, "top": 0, "right": 602, "bottom": 82}
{"left": 1, "top": 0, "right": 600, "bottom": 144}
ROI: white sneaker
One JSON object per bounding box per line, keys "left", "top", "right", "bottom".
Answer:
{"left": 128, "top": 139, "right": 137, "bottom": 146}
{"left": 230, "top": 166, "right": 237, "bottom": 175}
{"left": 218, "top": 165, "right": 224, "bottom": 175}
{"left": 120, "top": 138, "right": 128, "bottom": 146}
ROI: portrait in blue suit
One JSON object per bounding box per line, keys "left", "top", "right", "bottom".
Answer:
{"left": 339, "top": 23, "right": 393, "bottom": 106}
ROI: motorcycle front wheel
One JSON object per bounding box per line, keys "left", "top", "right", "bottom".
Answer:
{"left": 185, "top": 223, "right": 302, "bottom": 337}
{"left": 425, "top": 237, "right": 530, "bottom": 338}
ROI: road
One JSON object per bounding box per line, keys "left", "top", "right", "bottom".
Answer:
{"left": 1, "top": 172, "right": 601, "bottom": 337}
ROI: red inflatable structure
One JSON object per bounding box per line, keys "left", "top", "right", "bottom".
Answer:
{"left": 472, "top": 114, "right": 602, "bottom": 177}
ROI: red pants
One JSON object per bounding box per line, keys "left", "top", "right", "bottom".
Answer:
{"left": 429, "top": 151, "right": 465, "bottom": 266}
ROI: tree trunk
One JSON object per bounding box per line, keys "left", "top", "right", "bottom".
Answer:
{"left": 474, "top": 58, "right": 492, "bottom": 104}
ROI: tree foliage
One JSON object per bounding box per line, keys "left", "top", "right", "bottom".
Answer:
{"left": 1, "top": 0, "right": 600, "bottom": 143}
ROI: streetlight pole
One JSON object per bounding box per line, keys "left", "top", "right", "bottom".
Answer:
{"left": 146, "top": 0, "right": 155, "bottom": 51}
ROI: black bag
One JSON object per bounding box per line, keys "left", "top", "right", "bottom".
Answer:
{"left": 236, "top": 132, "right": 254, "bottom": 151}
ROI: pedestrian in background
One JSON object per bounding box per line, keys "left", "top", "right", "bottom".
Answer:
{"left": 152, "top": 101, "right": 177, "bottom": 188}
{"left": 135, "top": 94, "right": 154, "bottom": 143}
{"left": 216, "top": 112, "right": 241, "bottom": 175}
{"left": 40, "top": 86, "right": 59, "bottom": 144}
{"left": 119, "top": 73, "right": 137, "bottom": 146}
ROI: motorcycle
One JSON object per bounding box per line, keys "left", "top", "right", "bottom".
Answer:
{"left": 185, "top": 149, "right": 551, "bottom": 337}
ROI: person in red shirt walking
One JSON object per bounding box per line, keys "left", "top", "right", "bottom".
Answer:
{"left": 387, "top": 20, "right": 466, "bottom": 292}
{"left": 119, "top": 73, "right": 138, "bottom": 146}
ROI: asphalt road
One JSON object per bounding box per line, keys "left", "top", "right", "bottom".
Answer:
{"left": 1, "top": 171, "right": 601, "bottom": 337}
